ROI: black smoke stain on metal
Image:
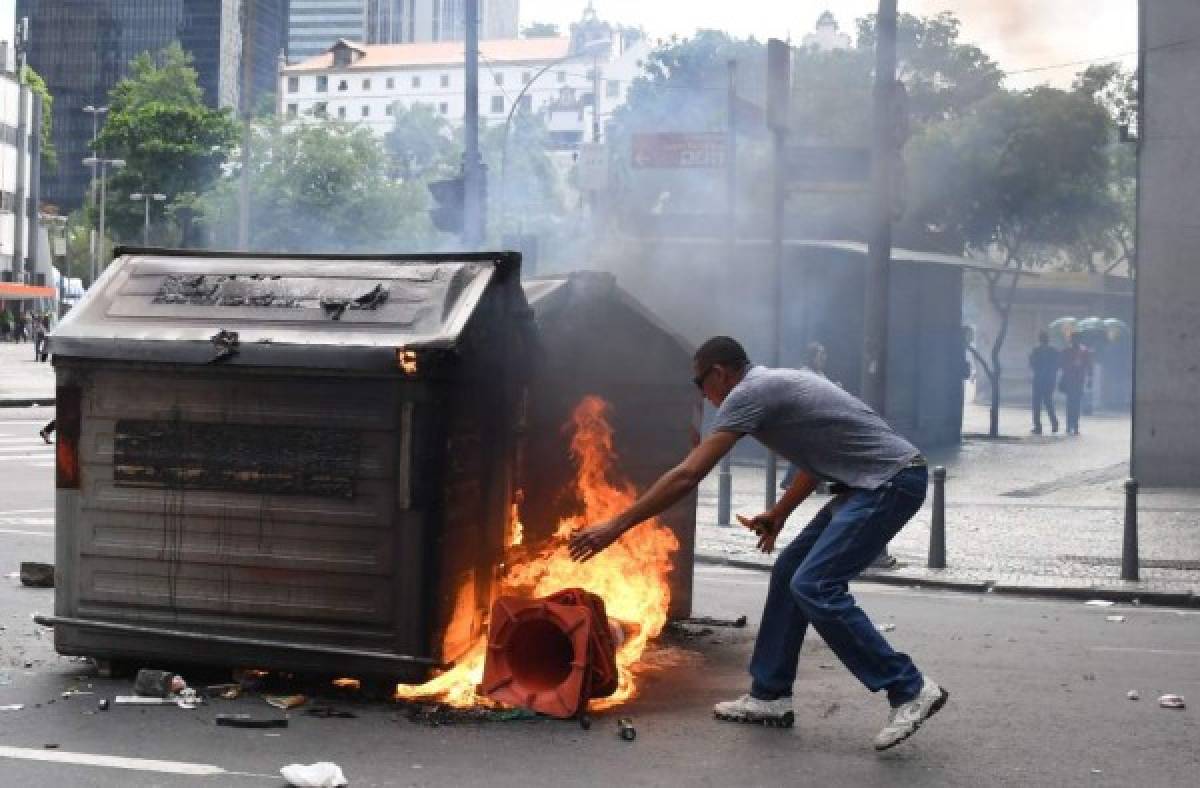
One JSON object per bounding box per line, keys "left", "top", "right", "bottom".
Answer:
{"left": 320, "top": 298, "right": 350, "bottom": 321}
{"left": 209, "top": 329, "right": 240, "bottom": 363}
{"left": 353, "top": 283, "right": 389, "bottom": 309}
{"left": 115, "top": 420, "right": 359, "bottom": 499}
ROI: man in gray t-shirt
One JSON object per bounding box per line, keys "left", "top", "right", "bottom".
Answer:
{"left": 570, "top": 336, "right": 947, "bottom": 751}
{"left": 714, "top": 364, "right": 919, "bottom": 490}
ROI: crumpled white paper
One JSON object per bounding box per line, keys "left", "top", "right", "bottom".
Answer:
{"left": 280, "top": 761, "right": 348, "bottom": 787}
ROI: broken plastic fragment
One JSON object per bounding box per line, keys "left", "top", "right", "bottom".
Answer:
{"left": 1158, "top": 694, "right": 1186, "bottom": 709}
{"left": 1105, "top": 615, "right": 1126, "bottom": 623}
{"left": 280, "top": 761, "right": 348, "bottom": 787}
{"left": 1084, "top": 599, "right": 1115, "bottom": 607}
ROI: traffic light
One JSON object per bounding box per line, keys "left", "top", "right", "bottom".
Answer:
{"left": 427, "top": 176, "right": 464, "bottom": 234}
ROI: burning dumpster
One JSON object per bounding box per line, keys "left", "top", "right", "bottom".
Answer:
{"left": 38, "top": 248, "right": 531, "bottom": 683}
{"left": 520, "top": 271, "right": 699, "bottom": 619}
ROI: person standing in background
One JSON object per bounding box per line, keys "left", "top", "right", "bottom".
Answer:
{"left": 1029, "top": 330, "right": 1060, "bottom": 435}
{"left": 1058, "top": 334, "right": 1093, "bottom": 436}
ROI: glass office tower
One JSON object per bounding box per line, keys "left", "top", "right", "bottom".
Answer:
{"left": 17, "top": 0, "right": 288, "bottom": 210}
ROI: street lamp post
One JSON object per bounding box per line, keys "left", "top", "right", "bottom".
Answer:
{"left": 129, "top": 192, "right": 167, "bottom": 246}
{"left": 82, "top": 156, "right": 125, "bottom": 283}
{"left": 498, "top": 39, "right": 610, "bottom": 231}
{"left": 81, "top": 105, "right": 108, "bottom": 283}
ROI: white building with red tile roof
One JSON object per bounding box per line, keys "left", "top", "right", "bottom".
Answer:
{"left": 278, "top": 31, "right": 651, "bottom": 150}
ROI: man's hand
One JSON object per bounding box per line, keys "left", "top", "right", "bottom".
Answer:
{"left": 737, "top": 513, "right": 783, "bottom": 554}
{"left": 569, "top": 519, "right": 625, "bottom": 562}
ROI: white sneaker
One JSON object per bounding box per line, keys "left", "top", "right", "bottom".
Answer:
{"left": 874, "top": 679, "right": 948, "bottom": 750}
{"left": 713, "top": 693, "right": 795, "bottom": 728}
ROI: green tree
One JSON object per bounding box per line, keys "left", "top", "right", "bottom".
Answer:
{"left": 198, "top": 120, "right": 434, "bottom": 253}
{"left": 480, "top": 110, "right": 565, "bottom": 239}
{"left": 21, "top": 66, "right": 57, "bottom": 173}
{"left": 906, "top": 86, "right": 1112, "bottom": 435}
{"left": 384, "top": 102, "right": 457, "bottom": 181}
{"left": 1068, "top": 64, "right": 1137, "bottom": 277}
{"left": 93, "top": 44, "right": 239, "bottom": 244}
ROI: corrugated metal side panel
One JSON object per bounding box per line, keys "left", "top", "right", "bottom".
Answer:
{"left": 72, "top": 367, "right": 405, "bottom": 645}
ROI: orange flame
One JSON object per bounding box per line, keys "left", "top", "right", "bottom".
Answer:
{"left": 395, "top": 395, "right": 678, "bottom": 708}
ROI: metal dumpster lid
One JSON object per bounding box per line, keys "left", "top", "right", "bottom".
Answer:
{"left": 51, "top": 248, "right": 521, "bottom": 369}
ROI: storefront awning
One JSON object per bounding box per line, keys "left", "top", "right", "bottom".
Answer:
{"left": 0, "top": 283, "right": 56, "bottom": 298}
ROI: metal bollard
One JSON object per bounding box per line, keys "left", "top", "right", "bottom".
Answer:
{"left": 1121, "top": 478, "right": 1139, "bottom": 581}
{"left": 764, "top": 451, "right": 779, "bottom": 509}
{"left": 717, "top": 455, "right": 733, "bottom": 527}
{"left": 927, "top": 466, "right": 947, "bottom": 569}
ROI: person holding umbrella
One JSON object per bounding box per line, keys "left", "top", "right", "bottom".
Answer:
{"left": 1059, "top": 334, "right": 1093, "bottom": 435}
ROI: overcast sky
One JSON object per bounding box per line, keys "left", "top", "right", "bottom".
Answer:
{"left": 519, "top": 1, "right": 1138, "bottom": 88}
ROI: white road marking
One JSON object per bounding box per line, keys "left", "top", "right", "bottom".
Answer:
{"left": 0, "top": 745, "right": 274, "bottom": 779}
{"left": 0, "top": 529, "right": 52, "bottom": 537}
{"left": 1090, "top": 646, "right": 1200, "bottom": 656}
{"left": 0, "top": 508, "right": 54, "bottom": 515}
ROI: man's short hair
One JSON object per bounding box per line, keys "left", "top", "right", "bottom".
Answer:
{"left": 694, "top": 336, "right": 750, "bottom": 370}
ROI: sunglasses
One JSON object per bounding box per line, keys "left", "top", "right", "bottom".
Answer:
{"left": 693, "top": 365, "right": 716, "bottom": 390}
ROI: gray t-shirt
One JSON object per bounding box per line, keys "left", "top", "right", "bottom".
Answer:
{"left": 712, "top": 365, "right": 919, "bottom": 489}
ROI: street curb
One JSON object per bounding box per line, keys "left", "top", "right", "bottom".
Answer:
{"left": 694, "top": 552, "right": 1199, "bottom": 608}
{"left": 0, "top": 398, "right": 55, "bottom": 408}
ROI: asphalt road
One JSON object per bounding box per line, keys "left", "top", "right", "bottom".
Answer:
{"left": 1, "top": 407, "right": 1198, "bottom": 787}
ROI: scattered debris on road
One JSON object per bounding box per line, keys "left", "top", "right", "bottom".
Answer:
{"left": 280, "top": 761, "right": 348, "bottom": 788}
{"left": 617, "top": 716, "right": 637, "bottom": 741}
{"left": 680, "top": 615, "right": 747, "bottom": 628}
{"left": 216, "top": 713, "right": 288, "bottom": 728}
{"left": 1105, "top": 615, "right": 1126, "bottom": 623}
{"left": 18, "top": 563, "right": 54, "bottom": 588}
{"left": 1084, "top": 600, "right": 1115, "bottom": 607}
{"left": 266, "top": 694, "right": 307, "bottom": 710}
{"left": 0, "top": 704, "right": 24, "bottom": 711}
{"left": 1127, "top": 690, "right": 1139, "bottom": 700}
{"left": 878, "top": 623, "right": 897, "bottom": 632}
{"left": 1158, "top": 694, "right": 1186, "bottom": 710}
{"left": 134, "top": 669, "right": 187, "bottom": 698}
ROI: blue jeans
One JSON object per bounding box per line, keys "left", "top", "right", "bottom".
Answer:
{"left": 749, "top": 466, "right": 928, "bottom": 707}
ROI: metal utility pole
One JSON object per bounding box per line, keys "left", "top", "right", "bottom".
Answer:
{"left": 82, "top": 105, "right": 108, "bottom": 284}
{"left": 237, "top": 0, "right": 257, "bottom": 250}
{"left": 764, "top": 38, "right": 791, "bottom": 508}
{"left": 717, "top": 59, "right": 738, "bottom": 527}
{"left": 462, "top": 0, "right": 485, "bottom": 247}
{"left": 13, "top": 17, "right": 29, "bottom": 279}
{"left": 861, "top": 0, "right": 899, "bottom": 412}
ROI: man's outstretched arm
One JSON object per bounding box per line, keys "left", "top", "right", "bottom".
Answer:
{"left": 569, "top": 430, "right": 741, "bottom": 561}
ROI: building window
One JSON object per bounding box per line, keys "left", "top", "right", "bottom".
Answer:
{"left": 522, "top": 71, "right": 531, "bottom": 84}
{"left": 361, "top": 105, "right": 370, "bottom": 117}
{"left": 386, "top": 103, "right": 394, "bottom": 116}
{"left": 412, "top": 75, "right": 421, "bottom": 88}
{"left": 386, "top": 77, "right": 395, "bottom": 89}
{"left": 363, "top": 78, "right": 372, "bottom": 90}
{"left": 314, "top": 102, "right": 328, "bottom": 117}
{"left": 586, "top": 68, "right": 597, "bottom": 80}
{"left": 439, "top": 102, "right": 449, "bottom": 115}
{"left": 557, "top": 70, "right": 566, "bottom": 83}
{"left": 316, "top": 75, "right": 328, "bottom": 92}
{"left": 607, "top": 79, "right": 620, "bottom": 98}
{"left": 337, "top": 106, "right": 347, "bottom": 119}
{"left": 491, "top": 95, "right": 504, "bottom": 114}
{"left": 440, "top": 74, "right": 450, "bottom": 88}
{"left": 338, "top": 79, "right": 348, "bottom": 91}
{"left": 286, "top": 103, "right": 298, "bottom": 117}
{"left": 287, "top": 76, "right": 299, "bottom": 93}
{"left": 494, "top": 72, "right": 504, "bottom": 86}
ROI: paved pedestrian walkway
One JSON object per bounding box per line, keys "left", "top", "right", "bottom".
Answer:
{"left": 695, "top": 401, "right": 1200, "bottom": 605}
{"left": 0, "top": 342, "right": 54, "bottom": 406}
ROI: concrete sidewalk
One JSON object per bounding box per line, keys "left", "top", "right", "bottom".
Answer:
{"left": 0, "top": 342, "right": 54, "bottom": 406}
{"left": 695, "top": 401, "right": 1200, "bottom": 606}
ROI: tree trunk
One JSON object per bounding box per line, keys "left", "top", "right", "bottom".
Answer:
{"left": 981, "top": 267, "right": 1023, "bottom": 438}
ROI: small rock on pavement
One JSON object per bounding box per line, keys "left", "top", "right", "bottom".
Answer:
{"left": 1127, "top": 690, "right": 1139, "bottom": 701}
{"left": 19, "top": 562, "right": 54, "bottom": 589}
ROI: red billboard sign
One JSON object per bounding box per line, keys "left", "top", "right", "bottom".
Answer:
{"left": 631, "top": 133, "right": 726, "bottom": 169}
